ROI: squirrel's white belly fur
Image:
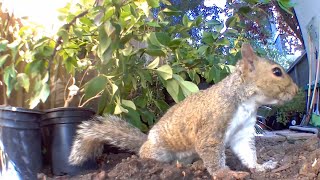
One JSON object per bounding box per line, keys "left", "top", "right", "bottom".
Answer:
{"left": 225, "top": 98, "right": 257, "bottom": 145}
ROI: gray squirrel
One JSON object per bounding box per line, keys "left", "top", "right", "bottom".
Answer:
{"left": 69, "top": 44, "right": 298, "bottom": 178}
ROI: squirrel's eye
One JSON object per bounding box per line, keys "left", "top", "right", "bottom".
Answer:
{"left": 272, "top": 67, "right": 282, "bottom": 77}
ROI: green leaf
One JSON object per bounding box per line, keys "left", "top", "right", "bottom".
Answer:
{"left": 147, "top": 0, "right": 160, "bottom": 8}
{"left": 130, "top": 5, "right": 138, "bottom": 17}
{"left": 134, "top": 95, "right": 147, "bottom": 108}
{"left": 57, "top": 28, "right": 69, "bottom": 44}
{"left": 168, "top": 38, "right": 182, "bottom": 48}
{"left": 179, "top": 80, "right": 199, "bottom": 97}
{"left": 195, "top": 15, "right": 203, "bottom": 26}
{"left": 207, "top": 19, "right": 222, "bottom": 26}
{"left": 39, "top": 83, "right": 50, "bottom": 102}
{"left": 0, "top": 40, "right": 8, "bottom": 52}
{"left": 216, "top": 38, "right": 230, "bottom": 46}
{"left": 112, "top": 83, "right": 118, "bottom": 95}
{"left": 3, "top": 65, "right": 16, "bottom": 97}
{"left": 140, "top": 110, "right": 156, "bottom": 126}
{"left": 209, "top": 65, "right": 221, "bottom": 83}
{"left": 104, "top": 21, "right": 116, "bottom": 37}
{"left": 226, "top": 16, "right": 239, "bottom": 28}
{"left": 148, "top": 33, "right": 161, "bottom": 47}
{"left": 155, "top": 32, "right": 170, "bottom": 46}
{"left": 277, "top": 0, "right": 294, "bottom": 15}
{"left": 165, "top": 79, "right": 180, "bottom": 102}
{"left": 104, "top": 7, "right": 115, "bottom": 20}
{"left": 114, "top": 104, "right": 128, "bottom": 114}
{"left": 224, "top": 28, "right": 239, "bottom": 37}
{"left": 188, "top": 71, "right": 201, "bottom": 84}
{"left": 122, "top": 100, "right": 136, "bottom": 110}
{"left": 80, "top": 17, "right": 93, "bottom": 26}
{"left": 202, "top": 32, "right": 215, "bottom": 44}
{"left": 122, "top": 45, "right": 132, "bottom": 56}
{"left": 16, "top": 73, "right": 30, "bottom": 92}
{"left": 238, "top": 6, "right": 251, "bottom": 15}
{"left": 146, "top": 57, "right": 160, "bottom": 69}
{"left": 0, "top": 54, "right": 9, "bottom": 68}
{"left": 162, "top": 8, "right": 182, "bottom": 16}
{"left": 146, "top": 22, "right": 161, "bottom": 27}
{"left": 260, "top": 0, "right": 270, "bottom": 3}
{"left": 156, "top": 65, "right": 173, "bottom": 80}
{"left": 182, "top": 14, "right": 189, "bottom": 26}
{"left": 98, "top": 25, "right": 112, "bottom": 53}
{"left": 244, "top": 0, "right": 259, "bottom": 4}
{"left": 135, "top": 1, "right": 150, "bottom": 16}
{"left": 74, "top": 28, "right": 83, "bottom": 38}
{"left": 124, "top": 107, "right": 146, "bottom": 131}
{"left": 197, "top": 45, "right": 209, "bottom": 55}
{"left": 137, "top": 71, "right": 147, "bottom": 88}
{"left": 98, "top": 91, "right": 108, "bottom": 114}
{"left": 154, "top": 99, "right": 169, "bottom": 112}
{"left": 84, "top": 75, "right": 108, "bottom": 99}
{"left": 64, "top": 57, "right": 77, "bottom": 74}
{"left": 145, "top": 48, "right": 166, "bottom": 56}
{"left": 98, "top": 24, "right": 113, "bottom": 64}
{"left": 173, "top": 74, "right": 199, "bottom": 97}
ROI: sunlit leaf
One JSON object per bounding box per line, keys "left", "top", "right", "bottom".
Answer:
{"left": 114, "top": 104, "right": 128, "bottom": 114}
{"left": 0, "top": 54, "right": 10, "bottom": 68}
{"left": 122, "top": 99, "right": 136, "bottom": 110}
{"left": 146, "top": 57, "right": 160, "bottom": 69}
{"left": 112, "top": 83, "right": 118, "bottom": 95}
{"left": 165, "top": 79, "right": 180, "bottom": 102}
{"left": 16, "top": 73, "right": 30, "bottom": 92}
{"left": 182, "top": 14, "right": 189, "bottom": 26}
{"left": 147, "top": 0, "right": 160, "bottom": 8}
{"left": 3, "top": 65, "right": 16, "bottom": 97}
{"left": 156, "top": 65, "right": 173, "bottom": 80}
{"left": 39, "top": 83, "right": 50, "bottom": 102}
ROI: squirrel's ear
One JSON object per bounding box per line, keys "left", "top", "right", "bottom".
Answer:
{"left": 240, "top": 43, "right": 257, "bottom": 73}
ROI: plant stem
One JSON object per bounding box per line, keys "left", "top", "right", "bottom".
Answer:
{"left": 48, "top": 10, "right": 89, "bottom": 93}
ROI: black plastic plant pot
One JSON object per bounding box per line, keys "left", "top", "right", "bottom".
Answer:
{"left": 0, "top": 106, "right": 43, "bottom": 180}
{"left": 40, "top": 107, "right": 98, "bottom": 176}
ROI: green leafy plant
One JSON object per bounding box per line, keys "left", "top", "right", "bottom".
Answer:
{"left": 274, "top": 88, "right": 305, "bottom": 125}
{"left": 1, "top": 0, "right": 295, "bottom": 130}
{"left": 0, "top": 5, "right": 50, "bottom": 108}
{"left": 43, "top": 0, "right": 295, "bottom": 131}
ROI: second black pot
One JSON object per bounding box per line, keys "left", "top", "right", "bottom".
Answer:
{"left": 40, "top": 107, "right": 98, "bottom": 176}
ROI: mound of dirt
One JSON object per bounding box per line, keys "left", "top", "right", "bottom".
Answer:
{"left": 44, "top": 136, "right": 320, "bottom": 180}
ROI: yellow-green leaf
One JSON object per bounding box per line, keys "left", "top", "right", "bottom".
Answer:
{"left": 112, "top": 83, "right": 118, "bottom": 95}
{"left": 0, "top": 54, "right": 9, "bottom": 68}
{"left": 146, "top": 57, "right": 160, "bottom": 69}
{"left": 122, "top": 99, "right": 136, "bottom": 110}
{"left": 165, "top": 79, "right": 180, "bottom": 102}
{"left": 147, "top": 0, "right": 160, "bottom": 8}
{"left": 156, "top": 65, "right": 173, "bottom": 80}
{"left": 17, "top": 73, "right": 30, "bottom": 92}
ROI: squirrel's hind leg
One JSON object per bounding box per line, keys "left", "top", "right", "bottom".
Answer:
{"left": 139, "top": 140, "right": 175, "bottom": 163}
{"left": 195, "top": 135, "right": 227, "bottom": 176}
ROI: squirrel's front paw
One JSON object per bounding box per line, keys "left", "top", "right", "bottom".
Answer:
{"left": 252, "top": 160, "right": 277, "bottom": 172}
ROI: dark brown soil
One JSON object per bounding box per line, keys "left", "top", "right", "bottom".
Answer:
{"left": 43, "top": 136, "right": 320, "bottom": 180}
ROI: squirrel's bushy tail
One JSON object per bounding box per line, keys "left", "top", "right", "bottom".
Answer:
{"left": 68, "top": 115, "right": 147, "bottom": 165}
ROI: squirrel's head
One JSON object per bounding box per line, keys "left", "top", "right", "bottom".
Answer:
{"left": 238, "top": 43, "right": 298, "bottom": 105}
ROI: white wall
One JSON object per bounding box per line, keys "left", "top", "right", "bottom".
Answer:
{"left": 293, "top": 0, "right": 320, "bottom": 83}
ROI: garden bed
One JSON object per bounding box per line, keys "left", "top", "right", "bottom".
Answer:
{"left": 41, "top": 131, "right": 320, "bottom": 180}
